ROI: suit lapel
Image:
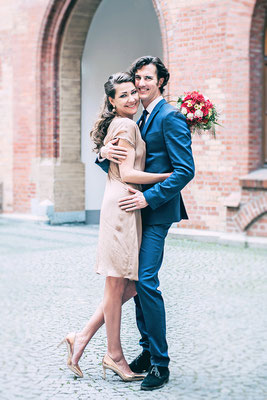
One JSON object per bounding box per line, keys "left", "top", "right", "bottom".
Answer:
{"left": 142, "top": 99, "right": 166, "bottom": 137}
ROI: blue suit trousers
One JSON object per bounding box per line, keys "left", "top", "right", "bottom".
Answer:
{"left": 135, "top": 223, "right": 171, "bottom": 367}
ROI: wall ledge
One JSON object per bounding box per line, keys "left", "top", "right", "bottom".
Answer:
{"left": 240, "top": 168, "right": 267, "bottom": 190}
{"left": 224, "top": 192, "right": 241, "bottom": 208}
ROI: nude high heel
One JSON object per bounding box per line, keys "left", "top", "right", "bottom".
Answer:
{"left": 102, "top": 354, "right": 145, "bottom": 382}
{"left": 58, "top": 333, "right": 83, "bottom": 378}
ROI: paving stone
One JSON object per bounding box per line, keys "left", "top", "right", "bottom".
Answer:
{"left": 0, "top": 219, "right": 267, "bottom": 400}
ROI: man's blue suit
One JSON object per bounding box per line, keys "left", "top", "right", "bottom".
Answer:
{"left": 96, "top": 98, "right": 195, "bottom": 367}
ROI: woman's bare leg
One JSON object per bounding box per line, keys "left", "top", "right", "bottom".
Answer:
{"left": 103, "top": 277, "right": 133, "bottom": 374}
{"left": 72, "top": 280, "right": 136, "bottom": 364}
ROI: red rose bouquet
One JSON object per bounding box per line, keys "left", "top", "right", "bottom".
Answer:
{"left": 177, "top": 91, "right": 219, "bottom": 136}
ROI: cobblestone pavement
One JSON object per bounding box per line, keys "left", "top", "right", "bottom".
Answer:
{"left": 0, "top": 218, "right": 267, "bottom": 400}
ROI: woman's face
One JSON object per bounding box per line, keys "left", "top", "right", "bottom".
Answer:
{"left": 109, "top": 82, "right": 139, "bottom": 119}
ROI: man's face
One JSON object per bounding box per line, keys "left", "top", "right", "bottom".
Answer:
{"left": 134, "top": 64, "right": 164, "bottom": 108}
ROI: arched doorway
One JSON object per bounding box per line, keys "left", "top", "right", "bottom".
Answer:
{"left": 249, "top": 0, "right": 267, "bottom": 171}
{"left": 81, "top": 0, "right": 163, "bottom": 223}
{"left": 39, "top": 0, "right": 166, "bottom": 224}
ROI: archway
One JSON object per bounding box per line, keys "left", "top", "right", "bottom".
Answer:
{"left": 81, "top": 0, "right": 163, "bottom": 223}
{"left": 39, "top": 0, "right": 166, "bottom": 224}
{"left": 249, "top": 0, "right": 267, "bottom": 170}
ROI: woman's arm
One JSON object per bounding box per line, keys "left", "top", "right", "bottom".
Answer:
{"left": 118, "top": 139, "right": 171, "bottom": 184}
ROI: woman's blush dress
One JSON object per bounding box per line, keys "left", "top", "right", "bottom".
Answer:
{"left": 95, "top": 117, "right": 146, "bottom": 281}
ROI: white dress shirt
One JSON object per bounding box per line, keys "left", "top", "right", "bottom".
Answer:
{"left": 143, "top": 95, "right": 164, "bottom": 123}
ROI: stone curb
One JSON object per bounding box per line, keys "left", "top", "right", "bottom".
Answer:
{"left": 169, "top": 227, "right": 267, "bottom": 249}
{"left": 1, "top": 214, "right": 267, "bottom": 249}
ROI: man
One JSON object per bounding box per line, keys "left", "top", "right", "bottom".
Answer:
{"left": 97, "top": 56, "right": 195, "bottom": 390}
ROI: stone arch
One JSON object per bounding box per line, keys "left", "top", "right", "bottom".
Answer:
{"left": 249, "top": 0, "right": 267, "bottom": 170}
{"left": 38, "top": 0, "right": 168, "bottom": 222}
{"left": 234, "top": 194, "right": 267, "bottom": 231}
{"left": 38, "top": 0, "right": 85, "bottom": 159}
{"left": 151, "top": 0, "right": 169, "bottom": 66}
{"left": 246, "top": 211, "right": 267, "bottom": 236}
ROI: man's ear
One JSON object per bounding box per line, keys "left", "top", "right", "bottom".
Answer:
{"left": 158, "top": 77, "right": 164, "bottom": 89}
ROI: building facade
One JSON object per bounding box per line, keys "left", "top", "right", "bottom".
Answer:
{"left": 0, "top": 0, "right": 267, "bottom": 236}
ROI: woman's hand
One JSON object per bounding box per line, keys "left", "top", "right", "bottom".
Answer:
{"left": 100, "top": 138, "right": 128, "bottom": 164}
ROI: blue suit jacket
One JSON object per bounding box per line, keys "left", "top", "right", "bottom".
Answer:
{"left": 96, "top": 99, "right": 195, "bottom": 225}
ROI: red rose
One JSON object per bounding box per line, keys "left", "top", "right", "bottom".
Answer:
{"left": 202, "top": 107, "right": 209, "bottom": 116}
{"left": 205, "top": 100, "right": 213, "bottom": 109}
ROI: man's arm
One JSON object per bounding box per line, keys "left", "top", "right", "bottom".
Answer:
{"left": 95, "top": 157, "right": 110, "bottom": 173}
{"left": 118, "top": 112, "right": 194, "bottom": 212}
{"left": 143, "top": 111, "right": 195, "bottom": 209}
{"left": 95, "top": 155, "right": 110, "bottom": 173}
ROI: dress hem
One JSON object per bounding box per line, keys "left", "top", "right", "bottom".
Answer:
{"left": 95, "top": 270, "right": 138, "bottom": 281}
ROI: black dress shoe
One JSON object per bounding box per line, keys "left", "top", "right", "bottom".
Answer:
{"left": 129, "top": 350, "right": 151, "bottom": 373}
{"left": 141, "top": 365, "right": 169, "bottom": 391}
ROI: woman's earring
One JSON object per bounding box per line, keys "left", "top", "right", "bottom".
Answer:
{"left": 112, "top": 107, "right": 116, "bottom": 114}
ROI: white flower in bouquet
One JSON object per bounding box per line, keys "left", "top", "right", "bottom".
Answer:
{"left": 195, "top": 109, "right": 203, "bottom": 118}
{"left": 187, "top": 113, "right": 194, "bottom": 120}
{"left": 177, "top": 91, "right": 220, "bottom": 137}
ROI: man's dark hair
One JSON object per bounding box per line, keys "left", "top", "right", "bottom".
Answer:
{"left": 129, "top": 56, "right": 170, "bottom": 94}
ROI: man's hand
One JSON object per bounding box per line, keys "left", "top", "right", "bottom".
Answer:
{"left": 118, "top": 187, "right": 148, "bottom": 212}
{"left": 100, "top": 138, "right": 128, "bottom": 164}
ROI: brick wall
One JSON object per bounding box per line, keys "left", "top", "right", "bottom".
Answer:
{"left": 247, "top": 213, "right": 267, "bottom": 236}
{"left": 160, "top": 0, "right": 257, "bottom": 232}
{"left": 0, "top": 2, "right": 14, "bottom": 212}
{"left": 0, "top": 0, "right": 48, "bottom": 213}
{"left": 226, "top": 170, "right": 267, "bottom": 234}
{"left": 0, "top": 0, "right": 266, "bottom": 236}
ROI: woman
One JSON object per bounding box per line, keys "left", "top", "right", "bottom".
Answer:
{"left": 59, "top": 72, "right": 171, "bottom": 381}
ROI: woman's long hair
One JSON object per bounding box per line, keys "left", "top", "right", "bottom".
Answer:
{"left": 90, "top": 72, "right": 134, "bottom": 152}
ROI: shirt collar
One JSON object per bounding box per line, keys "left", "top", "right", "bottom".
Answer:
{"left": 145, "top": 95, "right": 164, "bottom": 115}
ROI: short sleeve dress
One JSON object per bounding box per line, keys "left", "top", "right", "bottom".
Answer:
{"left": 95, "top": 117, "right": 146, "bottom": 281}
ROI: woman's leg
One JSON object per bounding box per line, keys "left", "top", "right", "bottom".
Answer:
{"left": 72, "top": 280, "right": 136, "bottom": 364}
{"left": 103, "top": 276, "right": 133, "bottom": 374}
